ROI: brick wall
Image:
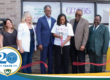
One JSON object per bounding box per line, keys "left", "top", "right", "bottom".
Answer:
{"left": 0, "top": 0, "right": 21, "bottom": 30}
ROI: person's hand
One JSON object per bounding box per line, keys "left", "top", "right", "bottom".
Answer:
{"left": 20, "top": 47, "right": 24, "bottom": 53}
{"left": 39, "top": 45, "right": 43, "bottom": 51}
{"left": 61, "top": 43, "right": 65, "bottom": 47}
{"left": 80, "top": 46, "right": 85, "bottom": 51}
{"left": 35, "top": 49, "right": 37, "bottom": 52}
{"left": 59, "top": 36, "right": 63, "bottom": 39}
{"left": 103, "top": 53, "right": 106, "bottom": 54}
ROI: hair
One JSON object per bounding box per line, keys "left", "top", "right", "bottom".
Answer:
{"left": 76, "top": 9, "right": 83, "bottom": 14}
{"left": 2, "top": 18, "right": 14, "bottom": 32}
{"left": 95, "top": 15, "right": 102, "bottom": 21}
{"left": 44, "top": 5, "right": 51, "bottom": 11}
{"left": 21, "top": 12, "right": 33, "bottom": 24}
{"left": 57, "top": 13, "right": 68, "bottom": 26}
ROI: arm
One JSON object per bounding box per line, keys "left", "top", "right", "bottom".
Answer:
{"left": 80, "top": 20, "right": 89, "bottom": 51}
{"left": 62, "top": 36, "right": 71, "bottom": 47}
{"left": 36, "top": 19, "right": 43, "bottom": 51}
{"left": 16, "top": 37, "right": 18, "bottom": 50}
{"left": 62, "top": 24, "right": 73, "bottom": 47}
{"left": 0, "top": 34, "right": 3, "bottom": 48}
{"left": 51, "top": 22, "right": 61, "bottom": 38}
{"left": 17, "top": 24, "right": 24, "bottom": 53}
{"left": 53, "top": 33, "right": 61, "bottom": 38}
{"left": 102, "top": 26, "right": 109, "bottom": 54}
{"left": 36, "top": 19, "right": 42, "bottom": 45}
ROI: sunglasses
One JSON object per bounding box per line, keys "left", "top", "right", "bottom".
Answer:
{"left": 75, "top": 14, "right": 82, "bottom": 17}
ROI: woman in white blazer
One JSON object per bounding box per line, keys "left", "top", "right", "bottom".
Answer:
{"left": 17, "top": 12, "right": 37, "bottom": 73}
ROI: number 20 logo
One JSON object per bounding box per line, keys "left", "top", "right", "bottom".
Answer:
{"left": 0, "top": 52, "right": 17, "bottom": 64}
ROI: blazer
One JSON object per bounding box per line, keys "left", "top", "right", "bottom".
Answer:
{"left": 70, "top": 18, "right": 89, "bottom": 50}
{"left": 86, "top": 24, "right": 109, "bottom": 56}
{"left": 17, "top": 23, "right": 37, "bottom": 52}
{"left": 36, "top": 16, "right": 56, "bottom": 47}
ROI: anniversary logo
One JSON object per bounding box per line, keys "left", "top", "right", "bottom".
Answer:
{"left": 0, "top": 47, "right": 22, "bottom": 76}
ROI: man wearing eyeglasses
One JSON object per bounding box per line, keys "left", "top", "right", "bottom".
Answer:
{"left": 86, "top": 15, "right": 109, "bottom": 73}
{"left": 70, "top": 9, "right": 89, "bottom": 73}
{"left": 36, "top": 5, "right": 56, "bottom": 74}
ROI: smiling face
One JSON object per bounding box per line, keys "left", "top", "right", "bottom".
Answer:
{"left": 75, "top": 10, "right": 82, "bottom": 21}
{"left": 94, "top": 16, "right": 101, "bottom": 26}
{"left": 44, "top": 7, "right": 51, "bottom": 18}
{"left": 60, "top": 16, "right": 65, "bottom": 25}
{"left": 6, "top": 20, "right": 13, "bottom": 28}
{"left": 25, "top": 14, "right": 32, "bottom": 24}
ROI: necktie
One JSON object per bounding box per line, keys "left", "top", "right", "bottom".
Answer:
{"left": 93, "top": 26, "right": 97, "bottom": 31}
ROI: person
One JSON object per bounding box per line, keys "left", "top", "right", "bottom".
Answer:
{"left": 36, "top": 5, "right": 56, "bottom": 74}
{"left": 86, "top": 15, "right": 109, "bottom": 73}
{"left": 70, "top": 9, "right": 89, "bottom": 73}
{"left": 51, "top": 13, "right": 74, "bottom": 74}
{"left": 17, "top": 12, "right": 37, "bottom": 73}
{"left": 0, "top": 18, "right": 17, "bottom": 49}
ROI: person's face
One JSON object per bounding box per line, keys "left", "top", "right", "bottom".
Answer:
{"left": 60, "top": 16, "right": 65, "bottom": 25}
{"left": 25, "top": 14, "right": 31, "bottom": 23}
{"left": 6, "top": 20, "right": 12, "bottom": 28}
{"left": 94, "top": 16, "right": 101, "bottom": 26}
{"left": 44, "top": 7, "right": 51, "bottom": 17}
{"left": 75, "top": 10, "right": 82, "bottom": 21}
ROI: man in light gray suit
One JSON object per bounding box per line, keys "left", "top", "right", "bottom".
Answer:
{"left": 70, "top": 9, "right": 89, "bottom": 73}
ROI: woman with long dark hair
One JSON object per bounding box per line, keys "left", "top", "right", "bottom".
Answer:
{"left": 51, "top": 13, "right": 74, "bottom": 74}
{"left": 0, "top": 18, "right": 17, "bottom": 49}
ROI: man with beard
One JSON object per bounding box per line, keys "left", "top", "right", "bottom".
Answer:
{"left": 70, "top": 9, "right": 89, "bottom": 73}
{"left": 86, "top": 15, "right": 109, "bottom": 73}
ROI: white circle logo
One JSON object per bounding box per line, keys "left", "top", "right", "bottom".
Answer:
{"left": 0, "top": 47, "right": 22, "bottom": 76}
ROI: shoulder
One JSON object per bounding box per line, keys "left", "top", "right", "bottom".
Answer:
{"left": 18, "top": 23, "right": 25, "bottom": 27}
{"left": 51, "top": 17, "right": 56, "bottom": 22}
{"left": 53, "top": 22, "right": 58, "bottom": 27}
{"left": 54, "top": 22, "right": 57, "bottom": 25}
{"left": 81, "top": 18, "right": 89, "bottom": 23}
{"left": 89, "top": 25, "right": 93, "bottom": 29}
{"left": 0, "top": 29, "right": 5, "bottom": 35}
{"left": 67, "top": 23, "right": 72, "bottom": 26}
{"left": 1, "top": 29, "right": 5, "bottom": 32}
{"left": 18, "top": 23, "right": 26, "bottom": 30}
{"left": 38, "top": 16, "right": 45, "bottom": 21}
{"left": 14, "top": 29, "right": 17, "bottom": 32}
{"left": 0, "top": 29, "right": 5, "bottom": 33}
{"left": 100, "top": 24, "right": 108, "bottom": 30}
{"left": 70, "top": 19, "right": 75, "bottom": 23}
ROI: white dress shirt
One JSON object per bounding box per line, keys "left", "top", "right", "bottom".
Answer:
{"left": 93, "top": 24, "right": 100, "bottom": 30}
{"left": 45, "top": 15, "right": 51, "bottom": 29}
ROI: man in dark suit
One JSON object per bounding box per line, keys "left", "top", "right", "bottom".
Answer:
{"left": 36, "top": 5, "right": 56, "bottom": 74}
{"left": 86, "top": 15, "right": 109, "bottom": 73}
{"left": 70, "top": 9, "right": 89, "bottom": 73}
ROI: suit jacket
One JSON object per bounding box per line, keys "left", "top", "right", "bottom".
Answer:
{"left": 36, "top": 16, "right": 56, "bottom": 47}
{"left": 86, "top": 24, "right": 109, "bottom": 56}
{"left": 70, "top": 18, "right": 89, "bottom": 50}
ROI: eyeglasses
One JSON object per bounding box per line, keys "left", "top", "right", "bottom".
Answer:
{"left": 45, "top": 10, "right": 52, "bottom": 12}
{"left": 75, "top": 14, "right": 82, "bottom": 17}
